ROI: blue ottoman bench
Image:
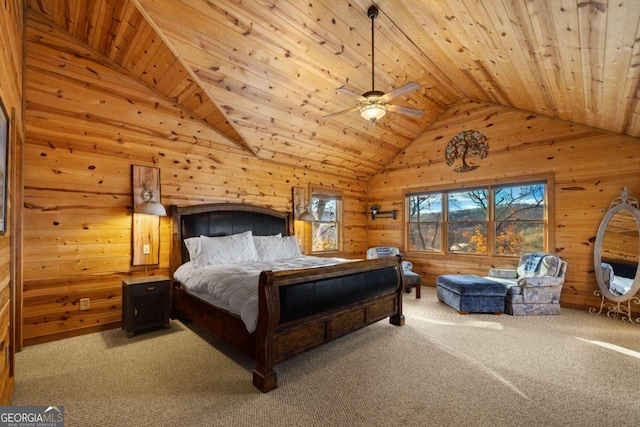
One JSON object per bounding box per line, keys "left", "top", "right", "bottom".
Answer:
{"left": 436, "top": 275, "right": 507, "bottom": 314}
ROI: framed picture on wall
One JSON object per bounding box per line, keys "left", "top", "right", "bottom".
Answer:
{"left": 0, "top": 98, "right": 8, "bottom": 235}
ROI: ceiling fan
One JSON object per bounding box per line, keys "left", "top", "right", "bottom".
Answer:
{"left": 321, "top": 5, "right": 424, "bottom": 127}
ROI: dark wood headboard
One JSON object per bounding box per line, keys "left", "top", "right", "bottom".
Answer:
{"left": 170, "top": 203, "right": 293, "bottom": 274}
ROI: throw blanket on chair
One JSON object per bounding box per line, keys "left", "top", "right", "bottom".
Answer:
{"left": 374, "top": 247, "right": 396, "bottom": 258}
{"left": 523, "top": 253, "right": 545, "bottom": 275}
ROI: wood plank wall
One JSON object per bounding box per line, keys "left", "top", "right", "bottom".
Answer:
{"left": 21, "top": 8, "right": 640, "bottom": 345}
{"left": 368, "top": 98, "right": 640, "bottom": 316}
{"left": 0, "top": 0, "right": 23, "bottom": 404}
{"left": 23, "top": 18, "right": 368, "bottom": 345}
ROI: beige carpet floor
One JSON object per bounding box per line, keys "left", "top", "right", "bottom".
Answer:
{"left": 11, "top": 287, "right": 640, "bottom": 426}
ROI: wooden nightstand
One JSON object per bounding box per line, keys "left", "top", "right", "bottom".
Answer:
{"left": 122, "top": 275, "right": 170, "bottom": 337}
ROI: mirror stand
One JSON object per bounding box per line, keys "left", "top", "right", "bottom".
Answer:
{"left": 591, "top": 187, "right": 640, "bottom": 324}
{"left": 589, "top": 293, "right": 640, "bottom": 323}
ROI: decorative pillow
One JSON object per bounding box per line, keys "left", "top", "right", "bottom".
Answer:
{"left": 193, "top": 231, "right": 259, "bottom": 266}
{"left": 254, "top": 235, "right": 302, "bottom": 262}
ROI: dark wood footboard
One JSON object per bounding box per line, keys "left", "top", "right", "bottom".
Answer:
{"left": 252, "top": 256, "right": 404, "bottom": 392}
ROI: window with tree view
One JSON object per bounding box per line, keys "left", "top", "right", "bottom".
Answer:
{"left": 407, "top": 181, "right": 546, "bottom": 256}
{"left": 311, "top": 193, "right": 340, "bottom": 252}
{"left": 408, "top": 193, "right": 442, "bottom": 252}
{"left": 448, "top": 190, "right": 489, "bottom": 254}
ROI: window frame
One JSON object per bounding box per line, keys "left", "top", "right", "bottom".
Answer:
{"left": 309, "top": 186, "right": 343, "bottom": 254}
{"left": 404, "top": 174, "right": 554, "bottom": 258}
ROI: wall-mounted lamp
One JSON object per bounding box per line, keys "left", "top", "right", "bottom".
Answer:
{"left": 293, "top": 187, "right": 316, "bottom": 222}
{"left": 132, "top": 165, "right": 163, "bottom": 266}
{"left": 298, "top": 207, "right": 316, "bottom": 222}
{"left": 135, "top": 182, "right": 167, "bottom": 216}
{"left": 370, "top": 204, "right": 397, "bottom": 220}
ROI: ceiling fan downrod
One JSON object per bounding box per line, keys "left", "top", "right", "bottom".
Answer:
{"left": 368, "top": 6, "right": 378, "bottom": 93}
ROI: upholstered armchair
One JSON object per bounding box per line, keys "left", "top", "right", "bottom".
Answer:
{"left": 486, "top": 253, "right": 567, "bottom": 315}
{"left": 366, "top": 247, "right": 422, "bottom": 298}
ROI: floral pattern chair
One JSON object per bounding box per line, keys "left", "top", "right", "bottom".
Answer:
{"left": 486, "top": 253, "right": 567, "bottom": 315}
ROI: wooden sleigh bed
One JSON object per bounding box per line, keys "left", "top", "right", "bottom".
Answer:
{"left": 169, "top": 203, "right": 405, "bottom": 392}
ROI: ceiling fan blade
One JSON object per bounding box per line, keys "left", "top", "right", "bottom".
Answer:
{"left": 336, "top": 87, "right": 367, "bottom": 102}
{"left": 321, "top": 106, "right": 360, "bottom": 121}
{"left": 388, "top": 104, "right": 425, "bottom": 117}
{"left": 381, "top": 81, "right": 420, "bottom": 101}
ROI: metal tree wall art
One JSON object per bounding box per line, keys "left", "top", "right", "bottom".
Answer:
{"left": 445, "top": 130, "right": 489, "bottom": 172}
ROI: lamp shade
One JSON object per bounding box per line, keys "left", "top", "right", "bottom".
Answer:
{"left": 135, "top": 200, "right": 167, "bottom": 216}
{"left": 299, "top": 209, "right": 316, "bottom": 222}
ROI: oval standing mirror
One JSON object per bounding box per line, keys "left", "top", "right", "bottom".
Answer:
{"left": 592, "top": 188, "right": 640, "bottom": 322}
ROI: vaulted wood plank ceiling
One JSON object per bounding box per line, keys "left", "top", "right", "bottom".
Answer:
{"left": 26, "top": 0, "right": 640, "bottom": 180}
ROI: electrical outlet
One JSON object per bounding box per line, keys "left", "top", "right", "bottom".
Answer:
{"left": 80, "top": 298, "right": 90, "bottom": 311}
{"left": 143, "top": 244, "right": 151, "bottom": 255}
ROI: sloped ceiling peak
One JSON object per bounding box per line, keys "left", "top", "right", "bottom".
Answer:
{"left": 136, "top": 0, "right": 640, "bottom": 141}
{"left": 26, "top": 0, "right": 640, "bottom": 180}
{"left": 134, "top": 0, "right": 456, "bottom": 179}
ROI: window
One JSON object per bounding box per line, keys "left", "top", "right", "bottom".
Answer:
{"left": 448, "top": 189, "right": 488, "bottom": 254}
{"left": 408, "top": 193, "right": 442, "bottom": 252}
{"left": 310, "top": 191, "right": 341, "bottom": 252}
{"left": 494, "top": 184, "right": 545, "bottom": 254}
{"left": 407, "top": 179, "right": 547, "bottom": 256}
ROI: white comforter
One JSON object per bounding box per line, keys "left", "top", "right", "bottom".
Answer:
{"left": 174, "top": 256, "right": 352, "bottom": 333}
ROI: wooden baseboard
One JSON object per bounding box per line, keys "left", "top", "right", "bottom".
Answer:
{"left": 22, "top": 322, "right": 121, "bottom": 348}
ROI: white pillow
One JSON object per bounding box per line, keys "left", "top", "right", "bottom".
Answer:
{"left": 186, "top": 233, "right": 282, "bottom": 263}
{"left": 184, "top": 236, "right": 201, "bottom": 261}
{"left": 255, "top": 235, "right": 302, "bottom": 262}
{"left": 253, "top": 234, "right": 281, "bottom": 260}
{"left": 193, "top": 231, "right": 259, "bottom": 266}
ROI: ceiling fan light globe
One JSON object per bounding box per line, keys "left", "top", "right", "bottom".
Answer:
{"left": 360, "top": 104, "right": 387, "bottom": 121}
